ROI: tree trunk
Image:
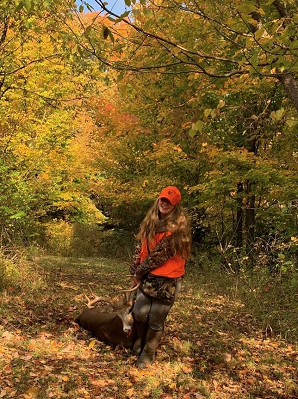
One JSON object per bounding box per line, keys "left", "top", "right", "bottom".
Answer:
{"left": 233, "top": 182, "right": 244, "bottom": 272}
{"left": 245, "top": 182, "right": 256, "bottom": 267}
{"left": 236, "top": 182, "right": 243, "bottom": 249}
{"left": 278, "top": 72, "right": 298, "bottom": 112}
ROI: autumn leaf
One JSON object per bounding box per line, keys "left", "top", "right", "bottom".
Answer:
{"left": 224, "top": 353, "right": 232, "bottom": 362}
{"left": 181, "top": 364, "right": 193, "bottom": 373}
{"left": 218, "top": 99, "right": 225, "bottom": 109}
{"left": 91, "top": 379, "right": 108, "bottom": 387}
{"left": 192, "top": 120, "right": 204, "bottom": 132}
{"left": 88, "top": 340, "right": 96, "bottom": 349}
{"left": 126, "top": 387, "right": 135, "bottom": 397}
{"left": 25, "top": 387, "right": 39, "bottom": 398}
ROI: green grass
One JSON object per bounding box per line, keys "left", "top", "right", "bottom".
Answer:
{"left": 0, "top": 255, "right": 297, "bottom": 399}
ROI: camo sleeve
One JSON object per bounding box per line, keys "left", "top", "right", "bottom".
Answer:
{"left": 135, "top": 236, "right": 175, "bottom": 279}
{"left": 129, "top": 242, "right": 142, "bottom": 275}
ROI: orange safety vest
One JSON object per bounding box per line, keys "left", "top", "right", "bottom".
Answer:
{"left": 140, "top": 231, "right": 185, "bottom": 278}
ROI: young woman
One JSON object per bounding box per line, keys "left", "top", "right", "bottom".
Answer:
{"left": 130, "top": 186, "right": 192, "bottom": 369}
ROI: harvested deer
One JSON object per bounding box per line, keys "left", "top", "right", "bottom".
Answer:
{"left": 75, "top": 281, "right": 140, "bottom": 347}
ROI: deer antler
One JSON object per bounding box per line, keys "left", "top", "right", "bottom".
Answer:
{"left": 85, "top": 285, "right": 114, "bottom": 309}
{"left": 85, "top": 277, "right": 140, "bottom": 308}
{"left": 118, "top": 279, "right": 141, "bottom": 293}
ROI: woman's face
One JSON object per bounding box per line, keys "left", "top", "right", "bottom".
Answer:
{"left": 158, "top": 197, "right": 175, "bottom": 218}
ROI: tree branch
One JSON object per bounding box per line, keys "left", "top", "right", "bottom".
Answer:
{"left": 0, "top": 54, "right": 62, "bottom": 76}
{"left": 94, "top": 0, "right": 239, "bottom": 64}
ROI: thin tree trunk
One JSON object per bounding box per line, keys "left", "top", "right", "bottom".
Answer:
{"left": 245, "top": 182, "right": 256, "bottom": 267}
{"left": 236, "top": 182, "right": 243, "bottom": 249}
{"left": 234, "top": 182, "right": 244, "bottom": 272}
{"left": 278, "top": 72, "right": 298, "bottom": 112}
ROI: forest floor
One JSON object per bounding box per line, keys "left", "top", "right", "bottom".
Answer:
{"left": 0, "top": 256, "right": 297, "bottom": 399}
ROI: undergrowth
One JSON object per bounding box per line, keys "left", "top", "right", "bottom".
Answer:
{"left": 1, "top": 242, "right": 297, "bottom": 343}
{"left": 190, "top": 248, "right": 298, "bottom": 343}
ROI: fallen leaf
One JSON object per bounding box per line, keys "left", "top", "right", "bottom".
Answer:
{"left": 181, "top": 364, "right": 193, "bottom": 373}
{"left": 91, "top": 379, "right": 107, "bottom": 387}
{"left": 126, "top": 387, "right": 135, "bottom": 397}
{"left": 2, "top": 331, "right": 14, "bottom": 340}
{"left": 25, "top": 387, "right": 39, "bottom": 398}
{"left": 23, "top": 355, "right": 33, "bottom": 361}
{"left": 88, "top": 340, "right": 96, "bottom": 349}
{"left": 224, "top": 353, "right": 232, "bottom": 362}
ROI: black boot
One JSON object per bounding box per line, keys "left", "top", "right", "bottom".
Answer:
{"left": 132, "top": 321, "right": 147, "bottom": 356}
{"left": 136, "top": 328, "right": 163, "bottom": 369}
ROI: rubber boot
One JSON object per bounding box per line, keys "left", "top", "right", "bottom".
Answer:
{"left": 132, "top": 321, "right": 147, "bottom": 356}
{"left": 136, "top": 328, "right": 163, "bottom": 369}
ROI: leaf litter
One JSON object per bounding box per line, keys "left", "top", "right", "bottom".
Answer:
{"left": 0, "top": 256, "right": 297, "bottom": 399}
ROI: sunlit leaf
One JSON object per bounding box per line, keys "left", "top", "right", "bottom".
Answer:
{"left": 88, "top": 340, "right": 96, "bottom": 349}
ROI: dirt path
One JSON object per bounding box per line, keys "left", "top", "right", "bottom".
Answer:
{"left": 0, "top": 256, "right": 297, "bottom": 399}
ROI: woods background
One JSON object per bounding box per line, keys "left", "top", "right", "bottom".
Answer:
{"left": 0, "top": 0, "right": 297, "bottom": 339}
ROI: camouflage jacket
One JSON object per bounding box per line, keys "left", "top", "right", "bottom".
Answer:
{"left": 130, "top": 236, "right": 181, "bottom": 303}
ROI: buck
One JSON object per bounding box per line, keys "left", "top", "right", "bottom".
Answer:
{"left": 75, "top": 282, "right": 140, "bottom": 348}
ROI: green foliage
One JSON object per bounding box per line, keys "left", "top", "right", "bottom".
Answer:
{"left": 92, "top": 229, "right": 136, "bottom": 260}
{"left": 0, "top": 0, "right": 108, "bottom": 247}
{"left": 40, "top": 220, "right": 135, "bottom": 260}
{"left": 0, "top": 248, "right": 45, "bottom": 292}
{"left": 0, "top": 0, "right": 297, "bottom": 272}
{"left": 97, "top": 17, "right": 297, "bottom": 267}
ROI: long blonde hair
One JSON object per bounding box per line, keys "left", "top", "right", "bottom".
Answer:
{"left": 136, "top": 199, "right": 192, "bottom": 259}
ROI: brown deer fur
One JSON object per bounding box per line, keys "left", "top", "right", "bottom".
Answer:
{"left": 75, "top": 308, "right": 137, "bottom": 347}
{"left": 75, "top": 287, "right": 138, "bottom": 347}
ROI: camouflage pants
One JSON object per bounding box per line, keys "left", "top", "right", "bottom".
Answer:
{"left": 132, "top": 279, "right": 182, "bottom": 331}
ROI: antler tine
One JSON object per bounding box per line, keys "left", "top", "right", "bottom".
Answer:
{"left": 118, "top": 281, "right": 141, "bottom": 293}
{"left": 88, "top": 284, "right": 97, "bottom": 297}
{"left": 85, "top": 294, "right": 113, "bottom": 309}
{"left": 85, "top": 285, "right": 114, "bottom": 308}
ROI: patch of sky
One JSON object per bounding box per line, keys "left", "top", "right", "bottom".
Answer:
{"left": 76, "top": 0, "right": 129, "bottom": 16}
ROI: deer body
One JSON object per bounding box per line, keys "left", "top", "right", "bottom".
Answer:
{"left": 75, "top": 284, "right": 139, "bottom": 347}
{"left": 75, "top": 308, "right": 137, "bottom": 347}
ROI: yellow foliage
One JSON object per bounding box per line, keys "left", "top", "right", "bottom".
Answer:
{"left": 44, "top": 221, "right": 73, "bottom": 254}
